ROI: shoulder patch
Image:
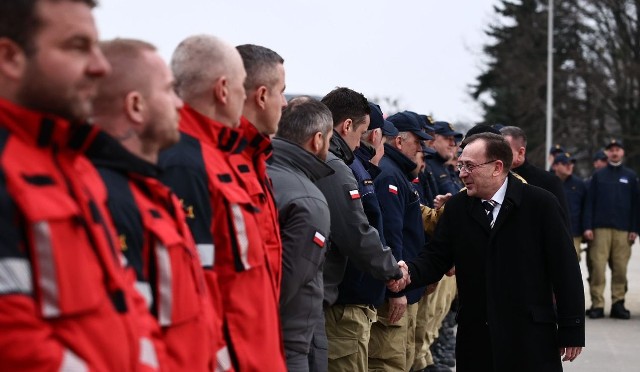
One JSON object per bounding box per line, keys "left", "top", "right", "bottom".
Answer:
{"left": 389, "top": 185, "right": 398, "bottom": 195}
{"left": 349, "top": 189, "right": 361, "bottom": 200}
{"left": 313, "top": 231, "right": 326, "bottom": 247}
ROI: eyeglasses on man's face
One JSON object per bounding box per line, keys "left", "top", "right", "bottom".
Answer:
{"left": 456, "top": 159, "right": 497, "bottom": 173}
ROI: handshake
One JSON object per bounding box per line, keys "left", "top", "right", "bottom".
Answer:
{"left": 387, "top": 260, "right": 411, "bottom": 293}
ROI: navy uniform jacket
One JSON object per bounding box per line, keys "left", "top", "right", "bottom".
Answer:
{"left": 561, "top": 175, "right": 587, "bottom": 237}
{"left": 425, "top": 152, "right": 460, "bottom": 196}
{"left": 336, "top": 143, "right": 387, "bottom": 307}
{"left": 315, "top": 132, "right": 402, "bottom": 307}
{"left": 375, "top": 144, "right": 426, "bottom": 305}
{"left": 583, "top": 163, "right": 639, "bottom": 233}
{"left": 267, "top": 138, "right": 333, "bottom": 354}
{"left": 408, "top": 175, "right": 584, "bottom": 371}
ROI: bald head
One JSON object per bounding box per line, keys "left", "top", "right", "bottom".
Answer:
{"left": 94, "top": 38, "right": 156, "bottom": 116}
{"left": 171, "top": 34, "right": 247, "bottom": 127}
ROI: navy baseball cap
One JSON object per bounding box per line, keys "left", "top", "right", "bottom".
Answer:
{"left": 367, "top": 102, "right": 398, "bottom": 136}
{"left": 605, "top": 138, "right": 624, "bottom": 149}
{"left": 492, "top": 123, "right": 505, "bottom": 131}
{"left": 367, "top": 102, "right": 384, "bottom": 131}
{"left": 433, "top": 121, "right": 462, "bottom": 137}
{"left": 387, "top": 112, "right": 433, "bottom": 140}
{"left": 381, "top": 120, "right": 399, "bottom": 136}
{"left": 593, "top": 150, "right": 607, "bottom": 161}
{"left": 553, "top": 152, "right": 576, "bottom": 164}
{"left": 549, "top": 143, "right": 565, "bottom": 155}
{"left": 419, "top": 114, "right": 435, "bottom": 132}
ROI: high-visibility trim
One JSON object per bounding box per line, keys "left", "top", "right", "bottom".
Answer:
{"left": 59, "top": 348, "right": 87, "bottom": 372}
{"left": 230, "top": 204, "right": 251, "bottom": 270}
{"left": 216, "top": 346, "right": 232, "bottom": 372}
{"left": 0, "top": 258, "right": 33, "bottom": 294}
{"left": 135, "top": 281, "right": 152, "bottom": 310}
{"left": 33, "top": 221, "right": 60, "bottom": 318}
{"left": 139, "top": 337, "right": 159, "bottom": 369}
{"left": 156, "top": 242, "right": 173, "bottom": 326}
{"left": 197, "top": 243, "right": 215, "bottom": 268}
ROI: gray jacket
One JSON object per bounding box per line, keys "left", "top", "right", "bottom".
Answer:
{"left": 316, "top": 132, "right": 402, "bottom": 306}
{"left": 268, "top": 138, "right": 333, "bottom": 353}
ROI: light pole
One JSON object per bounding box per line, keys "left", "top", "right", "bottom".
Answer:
{"left": 546, "top": 0, "right": 554, "bottom": 170}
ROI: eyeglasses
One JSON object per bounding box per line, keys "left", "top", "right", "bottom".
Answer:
{"left": 456, "top": 160, "right": 497, "bottom": 173}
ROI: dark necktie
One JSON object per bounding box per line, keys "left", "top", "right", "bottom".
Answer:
{"left": 482, "top": 200, "right": 497, "bottom": 227}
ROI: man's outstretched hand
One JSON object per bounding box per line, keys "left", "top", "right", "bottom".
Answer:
{"left": 387, "top": 260, "right": 411, "bottom": 292}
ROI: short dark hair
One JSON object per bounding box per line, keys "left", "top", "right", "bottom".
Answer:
{"left": 465, "top": 132, "right": 513, "bottom": 172}
{"left": 500, "top": 126, "right": 527, "bottom": 148}
{"left": 236, "top": 44, "right": 284, "bottom": 91}
{"left": 0, "top": 0, "right": 98, "bottom": 55}
{"left": 321, "top": 87, "right": 370, "bottom": 129}
{"left": 276, "top": 97, "right": 332, "bottom": 146}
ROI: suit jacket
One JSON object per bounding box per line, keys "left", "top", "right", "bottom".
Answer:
{"left": 408, "top": 174, "right": 585, "bottom": 372}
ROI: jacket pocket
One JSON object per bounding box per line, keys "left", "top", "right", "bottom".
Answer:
{"left": 146, "top": 217, "right": 202, "bottom": 327}
{"left": 15, "top": 187, "right": 103, "bottom": 318}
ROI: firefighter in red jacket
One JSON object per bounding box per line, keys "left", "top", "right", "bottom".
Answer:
{"left": 159, "top": 35, "right": 286, "bottom": 371}
{"left": 89, "top": 38, "right": 230, "bottom": 371}
{"left": 234, "top": 44, "right": 287, "bottom": 295}
{"left": 0, "top": 1, "right": 162, "bottom": 370}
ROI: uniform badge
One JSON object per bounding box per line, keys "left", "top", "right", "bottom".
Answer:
{"left": 313, "top": 232, "right": 326, "bottom": 247}
{"left": 389, "top": 185, "right": 398, "bottom": 195}
{"left": 349, "top": 189, "right": 361, "bottom": 199}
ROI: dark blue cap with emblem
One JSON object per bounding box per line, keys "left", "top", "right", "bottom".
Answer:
{"left": 605, "top": 138, "right": 624, "bottom": 149}
{"left": 549, "top": 143, "right": 565, "bottom": 155}
{"left": 553, "top": 152, "right": 576, "bottom": 164}
{"left": 387, "top": 112, "right": 433, "bottom": 140}
{"left": 433, "top": 121, "right": 461, "bottom": 137}
{"left": 593, "top": 149, "right": 607, "bottom": 161}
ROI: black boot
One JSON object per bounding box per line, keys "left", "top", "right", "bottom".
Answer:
{"left": 588, "top": 307, "right": 604, "bottom": 319}
{"left": 610, "top": 300, "right": 631, "bottom": 319}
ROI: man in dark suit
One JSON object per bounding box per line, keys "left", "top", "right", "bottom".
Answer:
{"left": 396, "top": 133, "right": 585, "bottom": 372}
{"left": 500, "top": 126, "right": 570, "bottom": 226}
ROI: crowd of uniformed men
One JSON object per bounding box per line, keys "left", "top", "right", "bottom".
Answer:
{"left": 0, "top": 0, "right": 636, "bottom": 371}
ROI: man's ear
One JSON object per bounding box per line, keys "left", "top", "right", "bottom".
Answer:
{"left": 493, "top": 160, "right": 505, "bottom": 176}
{"left": 0, "top": 38, "right": 27, "bottom": 81}
{"left": 124, "top": 91, "right": 145, "bottom": 129}
{"left": 339, "top": 119, "right": 353, "bottom": 136}
{"left": 212, "top": 76, "right": 228, "bottom": 104}
{"left": 255, "top": 85, "right": 268, "bottom": 109}
{"left": 311, "top": 131, "right": 323, "bottom": 154}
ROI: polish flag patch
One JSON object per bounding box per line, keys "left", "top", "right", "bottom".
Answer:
{"left": 412, "top": 177, "right": 419, "bottom": 184}
{"left": 313, "top": 232, "right": 326, "bottom": 247}
{"left": 349, "top": 189, "right": 361, "bottom": 200}
{"left": 389, "top": 185, "right": 398, "bottom": 195}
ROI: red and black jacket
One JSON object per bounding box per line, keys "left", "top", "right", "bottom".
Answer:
{"left": 88, "top": 132, "right": 219, "bottom": 371}
{"left": 158, "top": 104, "right": 286, "bottom": 372}
{"left": 0, "top": 98, "right": 161, "bottom": 372}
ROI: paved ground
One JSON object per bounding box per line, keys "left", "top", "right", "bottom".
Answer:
{"left": 452, "top": 241, "right": 640, "bottom": 371}
{"left": 564, "top": 241, "right": 640, "bottom": 371}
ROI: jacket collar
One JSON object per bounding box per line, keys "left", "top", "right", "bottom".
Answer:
{"left": 0, "top": 97, "right": 99, "bottom": 153}
{"left": 383, "top": 143, "right": 418, "bottom": 176}
{"left": 354, "top": 141, "right": 375, "bottom": 162}
{"left": 329, "top": 130, "right": 354, "bottom": 165}
{"left": 270, "top": 138, "right": 334, "bottom": 182}
{"left": 238, "top": 116, "right": 273, "bottom": 160}
{"left": 86, "top": 130, "right": 161, "bottom": 178}
{"left": 178, "top": 104, "right": 245, "bottom": 154}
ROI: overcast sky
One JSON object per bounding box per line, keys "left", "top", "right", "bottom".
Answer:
{"left": 95, "top": 0, "right": 500, "bottom": 126}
